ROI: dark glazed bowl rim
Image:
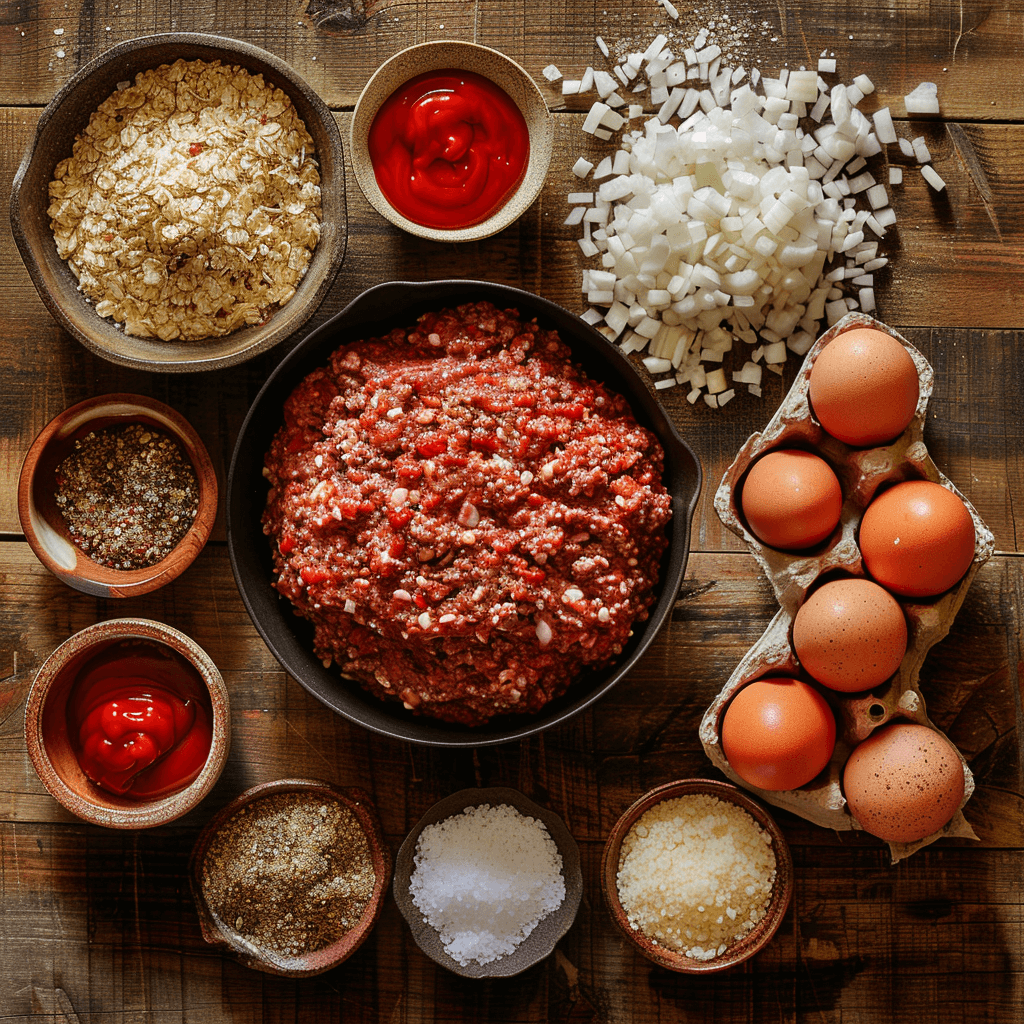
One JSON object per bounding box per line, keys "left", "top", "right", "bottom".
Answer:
{"left": 9, "top": 32, "right": 347, "bottom": 373}
{"left": 226, "top": 279, "right": 702, "bottom": 747}
{"left": 392, "top": 786, "right": 583, "bottom": 977}
{"left": 600, "top": 778, "right": 794, "bottom": 973}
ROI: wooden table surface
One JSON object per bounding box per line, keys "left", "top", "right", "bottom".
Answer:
{"left": 2, "top": 1, "right": 1022, "bottom": 1021}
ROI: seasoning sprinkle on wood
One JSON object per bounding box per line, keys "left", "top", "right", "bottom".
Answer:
{"left": 201, "top": 791, "right": 375, "bottom": 960}
{"left": 54, "top": 422, "right": 198, "bottom": 570}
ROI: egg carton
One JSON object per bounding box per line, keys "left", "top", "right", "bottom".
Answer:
{"left": 701, "top": 312, "right": 995, "bottom": 862}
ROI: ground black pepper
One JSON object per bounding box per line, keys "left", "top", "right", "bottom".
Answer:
{"left": 53, "top": 422, "right": 199, "bottom": 570}
{"left": 201, "top": 791, "right": 376, "bottom": 959}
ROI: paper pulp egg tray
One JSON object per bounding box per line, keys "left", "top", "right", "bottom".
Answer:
{"left": 701, "top": 312, "right": 995, "bottom": 861}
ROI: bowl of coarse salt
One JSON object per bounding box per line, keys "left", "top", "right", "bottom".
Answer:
{"left": 601, "top": 778, "right": 793, "bottom": 973}
{"left": 393, "top": 786, "right": 583, "bottom": 978}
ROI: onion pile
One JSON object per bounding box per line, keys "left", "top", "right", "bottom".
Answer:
{"left": 553, "top": 29, "right": 942, "bottom": 406}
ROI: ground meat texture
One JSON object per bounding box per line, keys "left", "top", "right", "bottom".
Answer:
{"left": 262, "top": 301, "right": 672, "bottom": 726}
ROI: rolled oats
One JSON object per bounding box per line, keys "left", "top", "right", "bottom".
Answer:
{"left": 48, "top": 59, "right": 323, "bottom": 342}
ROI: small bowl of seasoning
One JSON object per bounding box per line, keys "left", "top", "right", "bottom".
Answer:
{"left": 24, "top": 617, "right": 230, "bottom": 829}
{"left": 393, "top": 786, "right": 583, "bottom": 978}
{"left": 601, "top": 779, "right": 794, "bottom": 974}
{"left": 350, "top": 41, "right": 554, "bottom": 242}
{"left": 190, "top": 779, "right": 391, "bottom": 977}
{"left": 19, "top": 393, "right": 217, "bottom": 598}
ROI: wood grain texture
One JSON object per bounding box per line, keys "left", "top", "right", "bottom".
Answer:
{"left": 2, "top": 111, "right": 1023, "bottom": 549}
{"left": 2, "top": 0, "right": 1023, "bottom": 1020}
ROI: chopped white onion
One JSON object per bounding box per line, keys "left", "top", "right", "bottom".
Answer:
{"left": 921, "top": 165, "right": 946, "bottom": 191}
{"left": 905, "top": 82, "right": 940, "bottom": 115}
{"left": 559, "top": 27, "right": 933, "bottom": 407}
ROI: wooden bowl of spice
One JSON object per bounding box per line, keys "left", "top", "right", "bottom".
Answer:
{"left": 24, "top": 617, "right": 231, "bottom": 829}
{"left": 601, "top": 779, "right": 794, "bottom": 973}
{"left": 190, "top": 778, "right": 391, "bottom": 977}
{"left": 18, "top": 393, "right": 217, "bottom": 598}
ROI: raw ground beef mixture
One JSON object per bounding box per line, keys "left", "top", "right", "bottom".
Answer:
{"left": 262, "top": 301, "right": 672, "bottom": 726}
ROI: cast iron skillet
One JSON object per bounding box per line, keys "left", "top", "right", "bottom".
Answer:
{"left": 227, "top": 280, "right": 702, "bottom": 747}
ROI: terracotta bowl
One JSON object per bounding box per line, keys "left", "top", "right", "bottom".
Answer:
{"left": 9, "top": 32, "right": 346, "bottom": 372}
{"left": 350, "top": 41, "right": 553, "bottom": 241}
{"left": 601, "top": 779, "right": 794, "bottom": 973}
{"left": 189, "top": 779, "right": 392, "bottom": 977}
{"left": 24, "top": 618, "right": 231, "bottom": 829}
{"left": 226, "top": 279, "right": 702, "bottom": 747}
{"left": 393, "top": 786, "right": 583, "bottom": 978}
{"left": 19, "top": 393, "right": 218, "bottom": 598}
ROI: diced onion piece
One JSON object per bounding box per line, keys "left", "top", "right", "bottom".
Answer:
{"left": 542, "top": 64, "right": 562, "bottom": 82}
{"left": 905, "top": 81, "right": 940, "bottom": 115}
{"left": 921, "top": 165, "right": 946, "bottom": 191}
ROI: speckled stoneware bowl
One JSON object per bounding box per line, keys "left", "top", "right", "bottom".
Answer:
{"left": 226, "top": 278, "right": 702, "bottom": 747}
{"left": 18, "top": 393, "right": 218, "bottom": 598}
{"left": 601, "top": 779, "right": 793, "bottom": 974}
{"left": 24, "top": 618, "right": 231, "bottom": 829}
{"left": 189, "top": 779, "right": 391, "bottom": 977}
{"left": 10, "top": 32, "right": 346, "bottom": 372}
{"left": 393, "top": 787, "right": 583, "bottom": 978}
{"left": 350, "top": 41, "right": 553, "bottom": 241}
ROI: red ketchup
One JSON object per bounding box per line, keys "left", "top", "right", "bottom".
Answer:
{"left": 67, "top": 644, "right": 213, "bottom": 799}
{"left": 368, "top": 69, "right": 530, "bottom": 230}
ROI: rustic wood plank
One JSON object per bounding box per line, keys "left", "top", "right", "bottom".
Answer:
{"left": 2, "top": 108, "right": 1023, "bottom": 549}
{"left": 2, "top": 1, "right": 1024, "bottom": 1019}
{"left": 1, "top": 0, "right": 1022, "bottom": 120}
{"left": 3, "top": 542, "right": 1020, "bottom": 844}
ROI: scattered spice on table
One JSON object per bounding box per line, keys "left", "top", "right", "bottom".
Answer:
{"left": 201, "top": 791, "right": 376, "bottom": 959}
{"left": 53, "top": 422, "right": 198, "bottom": 570}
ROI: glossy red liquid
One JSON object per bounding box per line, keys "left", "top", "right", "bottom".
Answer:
{"left": 67, "top": 645, "right": 213, "bottom": 799}
{"left": 368, "top": 69, "right": 530, "bottom": 230}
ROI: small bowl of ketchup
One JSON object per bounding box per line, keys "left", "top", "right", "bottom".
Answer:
{"left": 351, "top": 41, "right": 554, "bottom": 242}
{"left": 25, "top": 618, "right": 230, "bottom": 829}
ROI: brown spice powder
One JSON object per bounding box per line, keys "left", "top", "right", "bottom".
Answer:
{"left": 201, "top": 791, "right": 375, "bottom": 959}
{"left": 54, "top": 422, "right": 198, "bottom": 570}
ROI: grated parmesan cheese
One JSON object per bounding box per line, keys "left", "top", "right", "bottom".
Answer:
{"left": 616, "top": 794, "right": 776, "bottom": 961}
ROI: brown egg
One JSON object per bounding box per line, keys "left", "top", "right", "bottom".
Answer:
{"left": 740, "top": 449, "right": 843, "bottom": 551}
{"left": 721, "top": 677, "right": 836, "bottom": 791}
{"left": 808, "top": 327, "right": 920, "bottom": 446}
{"left": 793, "top": 578, "right": 908, "bottom": 692}
{"left": 843, "top": 722, "right": 965, "bottom": 842}
{"left": 860, "top": 480, "right": 976, "bottom": 597}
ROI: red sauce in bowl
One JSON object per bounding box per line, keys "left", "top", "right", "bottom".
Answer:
{"left": 367, "top": 69, "right": 530, "bottom": 230}
{"left": 67, "top": 642, "right": 213, "bottom": 798}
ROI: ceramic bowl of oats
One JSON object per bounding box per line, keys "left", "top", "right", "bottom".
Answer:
{"left": 10, "top": 33, "right": 347, "bottom": 372}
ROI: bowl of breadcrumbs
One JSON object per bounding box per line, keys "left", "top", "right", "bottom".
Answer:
{"left": 10, "top": 33, "right": 347, "bottom": 372}
{"left": 601, "top": 778, "right": 793, "bottom": 973}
